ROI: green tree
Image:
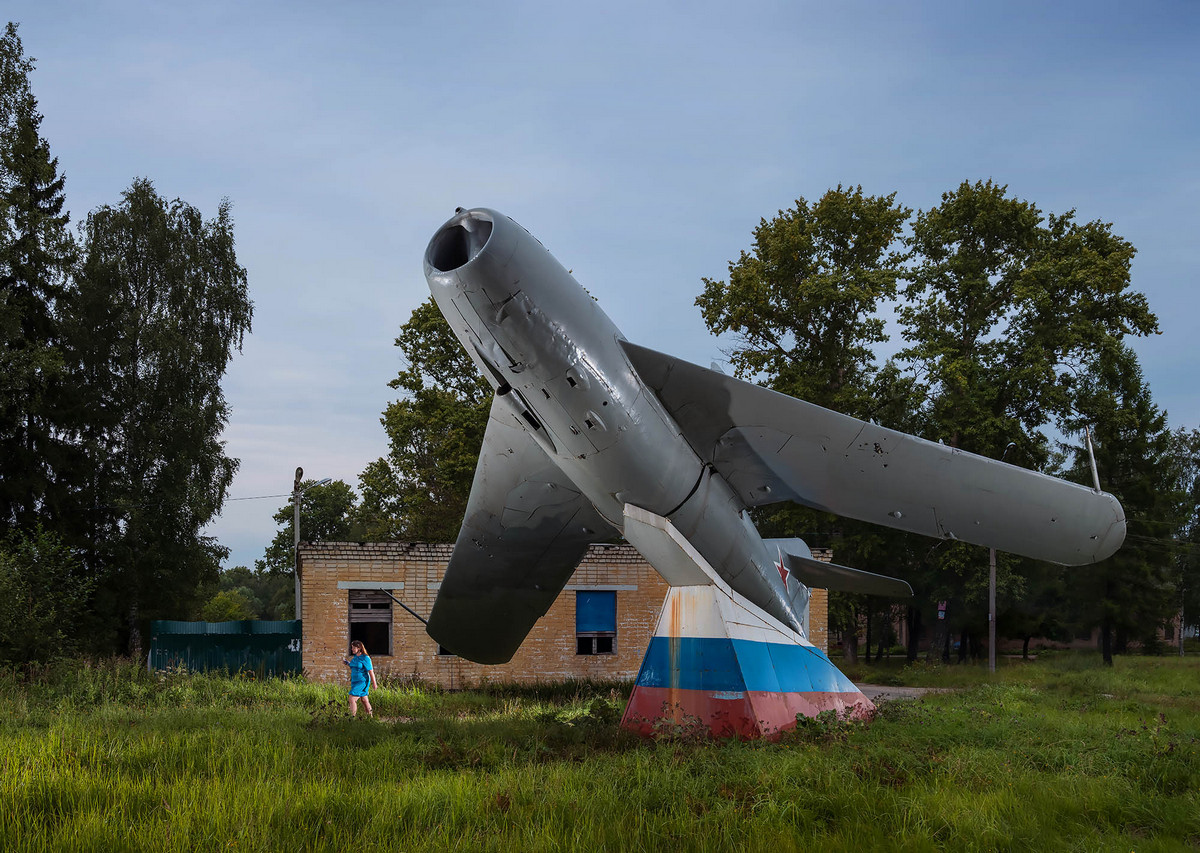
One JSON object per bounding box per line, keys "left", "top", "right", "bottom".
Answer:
{"left": 1167, "top": 427, "right": 1200, "bottom": 642}
{"left": 356, "top": 297, "right": 490, "bottom": 542}
{"left": 696, "top": 185, "right": 910, "bottom": 417}
{"left": 0, "top": 23, "right": 32, "bottom": 126}
{"left": 0, "top": 22, "right": 75, "bottom": 532}
{"left": 898, "top": 181, "right": 1158, "bottom": 659}
{"left": 199, "top": 588, "right": 258, "bottom": 622}
{"left": 196, "top": 565, "right": 293, "bottom": 621}
{"left": 695, "top": 187, "right": 929, "bottom": 662}
{"left": 900, "top": 180, "right": 1155, "bottom": 460}
{"left": 1062, "top": 344, "right": 1185, "bottom": 664}
{"left": 0, "top": 525, "right": 94, "bottom": 666}
{"left": 697, "top": 181, "right": 1165, "bottom": 663}
{"left": 259, "top": 479, "right": 360, "bottom": 579}
{"left": 65, "top": 178, "right": 252, "bottom": 653}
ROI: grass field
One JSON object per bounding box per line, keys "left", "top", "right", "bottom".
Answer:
{"left": 1, "top": 652, "right": 1198, "bottom": 852}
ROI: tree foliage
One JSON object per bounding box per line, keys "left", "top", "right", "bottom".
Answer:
{"left": 356, "top": 297, "right": 490, "bottom": 542}
{"left": 196, "top": 564, "right": 295, "bottom": 621}
{"left": 900, "top": 180, "right": 1155, "bottom": 460}
{"left": 697, "top": 185, "right": 910, "bottom": 417}
{"left": 0, "top": 24, "right": 256, "bottom": 652}
{"left": 259, "top": 479, "right": 360, "bottom": 577}
{"left": 1167, "top": 427, "right": 1200, "bottom": 638}
{"left": 896, "top": 182, "right": 1159, "bottom": 661}
{"left": 0, "top": 23, "right": 75, "bottom": 532}
{"left": 699, "top": 180, "right": 1175, "bottom": 662}
{"left": 199, "top": 588, "right": 259, "bottom": 623}
{"left": 696, "top": 187, "right": 929, "bottom": 656}
{"left": 1061, "top": 344, "right": 1185, "bottom": 663}
{"left": 0, "top": 525, "right": 93, "bottom": 666}
{"left": 61, "top": 178, "right": 252, "bottom": 650}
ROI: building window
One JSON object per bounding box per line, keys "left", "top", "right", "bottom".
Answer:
{"left": 348, "top": 590, "right": 392, "bottom": 656}
{"left": 576, "top": 590, "right": 616, "bottom": 655}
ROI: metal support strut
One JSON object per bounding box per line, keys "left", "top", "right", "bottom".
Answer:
{"left": 376, "top": 588, "right": 428, "bottom": 626}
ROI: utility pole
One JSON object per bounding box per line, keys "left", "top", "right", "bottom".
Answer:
{"left": 293, "top": 468, "right": 303, "bottom": 620}
{"left": 292, "top": 467, "right": 332, "bottom": 621}
{"left": 989, "top": 546, "right": 997, "bottom": 674}
{"left": 990, "top": 442, "right": 1017, "bottom": 674}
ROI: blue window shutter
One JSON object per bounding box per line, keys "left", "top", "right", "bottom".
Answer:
{"left": 576, "top": 591, "right": 616, "bottom": 633}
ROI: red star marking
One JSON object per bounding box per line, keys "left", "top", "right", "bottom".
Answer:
{"left": 776, "top": 550, "right": 789, "bottom": 589}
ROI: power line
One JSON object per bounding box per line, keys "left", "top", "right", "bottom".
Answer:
{"left": 1127, "top": 515, "right": 1200, "bottom": 528}
{"left": 225, "top": 492, "right": 293, "bottom": 502}
{"left": 1122, "top": 533, "right": 1200, "bottom": 551}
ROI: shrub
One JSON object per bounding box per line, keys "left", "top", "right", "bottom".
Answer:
{"left": 0, "top": 525, "right": 94, "bottom": 667}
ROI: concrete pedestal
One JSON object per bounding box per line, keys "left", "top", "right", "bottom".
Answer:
{"left": 619, "top": 505, "right": 872, "bottom": 739}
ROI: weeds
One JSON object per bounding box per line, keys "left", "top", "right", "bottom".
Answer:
{"left": 780, "top": 707, "right": 869, "bottom": 746}
{"left": 1, "top": 653, "right": 1198, "bottom": 851}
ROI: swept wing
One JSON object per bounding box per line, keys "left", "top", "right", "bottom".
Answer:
{"left": 621, "top": 340, "right": 1125, "bottom": 566}
{"left": 426, "top": 394, "right": 617, "bottom": 663}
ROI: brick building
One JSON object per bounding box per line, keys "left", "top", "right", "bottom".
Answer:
{"left": 299, "top": 541, "right": 830, "bottom": 687}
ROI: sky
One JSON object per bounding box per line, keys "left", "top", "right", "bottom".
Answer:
{"left": 7, "top": 1, "right": 1199, "bottom": 571}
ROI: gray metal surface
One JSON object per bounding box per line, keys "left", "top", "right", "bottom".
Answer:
{"left": 761, "top": 536, "right": 914, "bottom": 597}
{"left": 425, "top": 394, "right": 616, "bottom": 663}
{"left": 421, "top": 207, "right": 1126, "bottom": 664}
{"left": 786, "top": 554, "right": 915, "bottom": 599}
{"left": 620, "top": 340, "right": 1126, "bottom": 565}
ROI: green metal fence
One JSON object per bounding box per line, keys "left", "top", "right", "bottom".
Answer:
{"left": 148, "top": 620, "right": 302, "bottom": 676}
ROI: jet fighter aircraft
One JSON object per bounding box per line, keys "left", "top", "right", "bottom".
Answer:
{"left": 422, "top": 208, "right": 1126, "bottom": 664}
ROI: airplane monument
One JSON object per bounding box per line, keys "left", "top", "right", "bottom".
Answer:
{"left": 421, "top": 207, "right": 1126, "bottom": 737}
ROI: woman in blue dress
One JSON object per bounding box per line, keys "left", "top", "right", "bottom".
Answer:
{"left": 343, "top": 639, "right": 378, "bottom": 717}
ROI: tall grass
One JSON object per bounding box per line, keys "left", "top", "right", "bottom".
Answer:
{"left": 1, "top": 654, "right": 1197, "bottom": 851}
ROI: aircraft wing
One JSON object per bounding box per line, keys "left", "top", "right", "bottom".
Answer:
{"left": 621, "top": 340, "right": 1125, "bottom": 566}
{"left": 426, "top": 393, "right": 617, "bottom": 664}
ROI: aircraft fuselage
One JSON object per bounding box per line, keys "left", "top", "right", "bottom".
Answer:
{"left": 424, "top": 208, "right": 807, "bottom": 632}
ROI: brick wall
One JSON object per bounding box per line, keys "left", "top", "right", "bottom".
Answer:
{"left": 808, "top": 548, "right": 832, "bottom": 654}
{"left": 300, "top": 541, "right": 830, "bottom": 686}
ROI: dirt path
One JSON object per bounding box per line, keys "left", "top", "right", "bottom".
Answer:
{"left": 855, "top": 683, "right": 950, "bottom": 702}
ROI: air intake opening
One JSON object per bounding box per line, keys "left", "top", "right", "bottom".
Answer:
{"left": 427, "top": 216, "right": 494, "bottom": 272}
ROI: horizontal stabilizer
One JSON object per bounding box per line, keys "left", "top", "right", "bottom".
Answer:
{"left": 764, "top": 537, "right": 912, "bottom": 598}
{"left": 785, "top": 554, "right": 913, "bottom": 598}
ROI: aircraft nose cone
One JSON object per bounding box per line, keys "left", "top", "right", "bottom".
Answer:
{"left": 425, "top": 209, "right": 495, "bottom": 274}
